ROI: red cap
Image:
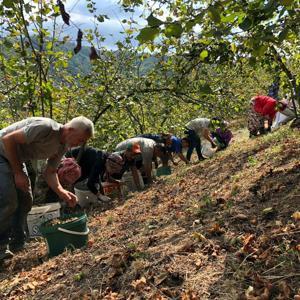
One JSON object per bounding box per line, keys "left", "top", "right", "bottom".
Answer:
{"left": 127, "top": 142, "right": 141, "bottom": 154}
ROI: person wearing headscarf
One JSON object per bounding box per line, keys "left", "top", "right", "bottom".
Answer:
{"left": 0, "top": 116, "right": 94, "bottom": 260}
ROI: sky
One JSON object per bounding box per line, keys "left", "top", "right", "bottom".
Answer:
{"left": 60, "top": 0, "right": 146, "bottom": 49}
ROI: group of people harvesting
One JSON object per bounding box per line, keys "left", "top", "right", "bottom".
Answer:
{"left": 0, "top": 92, "right": 296, "bottom": 260}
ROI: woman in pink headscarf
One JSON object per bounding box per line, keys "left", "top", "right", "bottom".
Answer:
{"left": 57, "top": 157, "right": 81, "bottom": 185}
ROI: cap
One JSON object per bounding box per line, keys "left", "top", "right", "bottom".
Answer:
{"left": 126, "top": 142, "right": 141, "bottom": 154}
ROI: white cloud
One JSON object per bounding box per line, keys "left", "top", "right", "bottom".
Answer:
{"left": 61, "top": 0, "right": 144, "bottom": 48}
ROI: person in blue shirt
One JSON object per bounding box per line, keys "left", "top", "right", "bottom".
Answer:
{"left": 137, "top": 133, "right": 189, "bottom": 165}
{"left": 165, "top": 135, "right": 189, "bottom": 164}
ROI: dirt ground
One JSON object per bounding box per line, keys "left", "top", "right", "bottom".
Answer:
{"left": 0, "top": 126, "right": 299, "bottom": 300}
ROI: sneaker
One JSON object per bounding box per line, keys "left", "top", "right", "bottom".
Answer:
{"left": 0, "top": 245, "right": 14, "bottom": 260}
{"left": 97, "top": 194, "right": 111, "bottom": 203}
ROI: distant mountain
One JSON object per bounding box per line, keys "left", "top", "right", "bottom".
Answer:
{"left": 61, "top": 42, "right": 159, "bottom": 76}
{"left": 59, "top": 42, "right": 91, "bottom": 75}
{"left": 2, "top": 36, "right": 158, "bottom": 76}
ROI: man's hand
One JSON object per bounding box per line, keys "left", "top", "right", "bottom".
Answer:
{"left": 58, "top": 189, "right": 77, "bottom": 207}
{"left": 14, "top": 172, "right": 30, "bottom": 192}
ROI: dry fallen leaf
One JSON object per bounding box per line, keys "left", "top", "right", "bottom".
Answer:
{"left": 235, "top": 213, "right": 248, "bottom": 220}
{"left": 278, "top": 281, "right": 291, "bottom": 299}
{"left": 57, "top": 0, "right": 70, "bottom": 25}
{"left": 103, "top": 291, "right": 121, "bottom": 300}
{"left": 181, "top": 290, "right": 198, "bottom": 300}
{"left": 109, "top": 253, "right": 125, "bottom": 268}
{"left": 291, "top": 211, "right": 300, "bottom": 221}
{"left": 131, "top": 276, "right": 147, "bottom": 290}
{"left": 244, "top": 286, "right": 270, "bottom": 300}
{"left": 194, "top": 259, "right": 202, "bottom": 269}
{"left": 90, "top": 46, "right": 100, "bottom": 60}
{"left": 74, "top": 29, "right": 83, "bottom": 54}
{"left": 154, "top": 272, "right": 169, "bottom": 285}
{"left": 192, "top": 232, "right": 207, "bottom": 242}
{"left": 243, "top": 234, "right": 255, "bottom": 247}
{"left": 208, "top": 223, "right": 225, "bottom": 235}
{"left": 258, "top": 248, "right": 271, "bottom": 260}
{"left": 179, "top": 240, "right": 195, "bottom": 252}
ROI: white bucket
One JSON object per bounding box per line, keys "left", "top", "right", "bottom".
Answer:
{"left": 27, "top": 202, "right": 61, "bottom": 237}
{"left": 74, "top": 180, "right": 99, "bottom": 208}
{"left": 122, "top": 171, "right": 144, "bottom": 192}
{"left": 74, "top": 187, "right": 98, "bottom": 208}
{"left": 201, "top": 139, "right": 217, "bottom": 159}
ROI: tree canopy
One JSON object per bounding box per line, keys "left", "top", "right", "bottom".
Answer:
{"left": 0, "top": 0, "right": 299, "bottom": 149}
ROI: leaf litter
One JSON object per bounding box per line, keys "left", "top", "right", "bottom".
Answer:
{"left": 0, "top": 127, "right": 299, "bottom": 299}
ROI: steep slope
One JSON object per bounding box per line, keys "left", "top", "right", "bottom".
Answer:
{"left": 0, "top": 126, "right": 299, "bottom": 299}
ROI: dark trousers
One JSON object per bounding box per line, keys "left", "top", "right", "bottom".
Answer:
{"left": 0, "top": 156, "right": 33, "bottom": 246}
{"left": 185, "top": 129, "right": 203, "bottom": 161}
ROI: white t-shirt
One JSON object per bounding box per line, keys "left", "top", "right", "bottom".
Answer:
{"left": 0, "top": 117, "right": 66, "bottom": 168}
{"left": 186, "top": 118, "right": 211, "bottom": 137}
{"left": 115, "top": 137, "right": 155, "bottom": 167}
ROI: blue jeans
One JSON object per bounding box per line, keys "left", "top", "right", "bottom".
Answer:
{"left": 0, "top": 156, "right": 33, "bottom": 246}
{"left": 185, "top": 129, "right": 203, "bottom": 161}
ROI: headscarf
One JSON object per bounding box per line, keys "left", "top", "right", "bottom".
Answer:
{"left": 57, "top": 157, "right": 81, "bottom": 185}
{"left": 105, "top": 153, "right": 125, "bottom": 175}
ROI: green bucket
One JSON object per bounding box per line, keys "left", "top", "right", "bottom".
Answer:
{"left": 39, "top": 212, "right": 89, "bottom": 257}
{"left": 156, "top": 166, "right": 171, "bottom": 177}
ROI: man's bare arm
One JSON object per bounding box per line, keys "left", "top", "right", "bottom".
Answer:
{"left": 2, "top": 129, "right": 30, "bottom": 191}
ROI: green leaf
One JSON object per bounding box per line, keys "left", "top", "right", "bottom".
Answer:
{"left": 185, "top": 20, "right": 195, "bottom": 31}
{"left": 116, "top": 41, "right": 124, "bottom": 49}
{"left": 199, "top": 84, "right": 212, "bottom": 95}
{"left": 239, "top": 17, "right": 252, "bottom": 31}
{"left": 221, "top": 13, "right": 237, "bottom": 23}
{"left": 136, "top": 27, "right": 160, "bottom": 43}
{"left": 278, "top": 28, "right": 289, "bottom": 43}
{"left": 208, "top": 6, "right": 221, "bottom": 23}
{"left": 253, "top": 44, "right": 267, "bottom": 57}
{"left": 230, "top": 43, "right": 237, "bottom": 53}
{"left": 24, "top": 3, "right": 32, "bottom": 14}
{"left": 147, "top": 14, "right": 163, "bottom": 27}
{"left": 194, "top": 12, "right": 205, "bottom": 24}
{"left": 3, "top": 39, "right": 13, "bottom": 48}
{"left": 199, "top": 50, "right": 209, "bottom": 60}
{"left": 97, "top": 15, "right": 105, "bottom": 22}
{"left": 249, "top": 56, "right": 257, "bottom": 66}
{"left": 165, "top": 23, "right": 183, "bottom": 38}
{"left": 125, "top": 28, "right": 134, "bottom": 35}
{"left": 36, "top": 16, "right": 42, "bottom": 24}
{"left": 3, "top": 0, "right": 14, "bottom": 8}
{"left": 280, "top": 0, "right": 293, "bottom": 6}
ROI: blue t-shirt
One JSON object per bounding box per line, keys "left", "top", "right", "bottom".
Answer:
{"left": 168, "top": 136, "right": 182, "bottom": 153}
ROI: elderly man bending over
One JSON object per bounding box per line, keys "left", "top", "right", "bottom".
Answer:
{"left": 0, "top": 116, "right": 94, "bottom": 260}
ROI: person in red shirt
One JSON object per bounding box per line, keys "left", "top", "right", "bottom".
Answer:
{"left": 251, "top": 95, "right": 297, "bottom": 132}
{"left": 252, "top": 95, "right": 278, "bottom": 120}
{"left": 251, "top": 95, "right": 296, "bottom": 121}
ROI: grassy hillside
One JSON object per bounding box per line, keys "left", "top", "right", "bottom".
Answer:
{"left": 0, "top": 126, "right": 299, "bottom": 299}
